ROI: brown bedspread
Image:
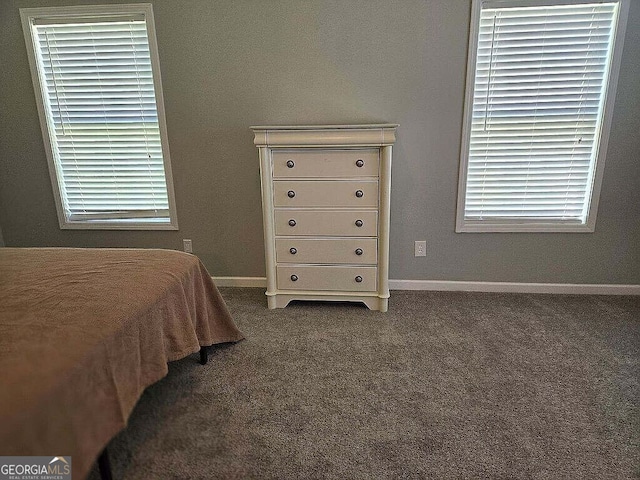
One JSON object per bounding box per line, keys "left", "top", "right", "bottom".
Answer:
{"left": 0, "top": 248, "right": 243, "bottom": 479}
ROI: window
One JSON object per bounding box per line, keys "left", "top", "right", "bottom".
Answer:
{"left": 20, "top": 4, "right": 178, "bottom": 229}
{"left": 456, "top": 0, "right": 629, "bottom": 232}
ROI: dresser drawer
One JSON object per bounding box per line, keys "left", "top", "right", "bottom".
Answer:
{"left": 272, "top": 149, "right": 379, "bottom": 178}
{"left": 273, "top": 180, "right": 378, "bottom": 207}
{"left": 276, "top": 238, "right": 378, "bottom": 264}
{"left": 274, "top": 210, "right": 377, "bottom": 236}
{"left": 277, "top": 265, "right": 377, "bottom": 292}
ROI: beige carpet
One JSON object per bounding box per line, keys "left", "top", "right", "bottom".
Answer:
{"left": 88, "top": 288, "right": 639, "bottom": 479}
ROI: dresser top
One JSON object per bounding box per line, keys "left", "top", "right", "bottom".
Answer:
{"left": 251, "top": 124, "right": 398, "bottom": 147}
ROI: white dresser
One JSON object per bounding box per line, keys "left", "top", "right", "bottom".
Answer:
{"left": 252, "top": 124, "right": 397, "bottom": 312}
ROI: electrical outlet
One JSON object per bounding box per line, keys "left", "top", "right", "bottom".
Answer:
{"left": 183, "top": 239, "right": 193, "bottom": 253}
{"left": 415, "top": 240, "right": 426, "bottom": 257}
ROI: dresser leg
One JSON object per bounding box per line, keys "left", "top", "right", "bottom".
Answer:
{"left": 362, "top": 297, "right": 388, "bottom": 311}
{"left": 379, "top": 298, "right": 388, "bottom": 313}
{"left": 267, "top": 295, "right": 278, "bottom": 309}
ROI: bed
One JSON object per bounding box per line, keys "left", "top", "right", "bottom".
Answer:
{"left": 0, "top": 247, "right": 244, "bottom": 479}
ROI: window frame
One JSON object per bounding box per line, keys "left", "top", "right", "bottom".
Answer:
{"left": 456, "top": 0, "right": 630, "bottom": 233}
{"left": 20, "top": 3, "right": 179, "bottom": 230}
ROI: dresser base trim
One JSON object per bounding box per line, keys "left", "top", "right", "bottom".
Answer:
{"left": 267, "top": 293, "right": 388, "bottom": 312}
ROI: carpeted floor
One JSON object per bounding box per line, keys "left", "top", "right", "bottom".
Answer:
{"left": 88, "top": 288, "right": 640, "bottom": 479}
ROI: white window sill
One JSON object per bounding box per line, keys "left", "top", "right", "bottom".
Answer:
{"left": 456, "top": 221, "right": 595, "bottom": 233}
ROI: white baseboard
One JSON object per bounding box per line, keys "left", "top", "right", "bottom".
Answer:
{"left": 213, "top": 276, "right": 640, "bottom": 295}
{"left": 213, "top": 276, "right": 267, "bottom": 287}
{"left": 388, "top": 279, "right": 640, "bottom": 295}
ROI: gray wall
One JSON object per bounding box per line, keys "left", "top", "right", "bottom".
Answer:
{"left": 1, "top": 0, "right": 638, "bottom": 284}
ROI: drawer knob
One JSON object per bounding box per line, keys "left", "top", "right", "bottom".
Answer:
{"left": 355, "top": 275, "right": 363, "bottom": 283}
{"left": 287, "top": 190, "right": 296, "bottom": 198}
{"left": 356, "top": 159, "right": 364, "bottom": 167}
{"left": 286, "top": 160, "right": 295, "bottom": 168}
{"left": 288, "top": 219, "right": 296, "bottom": 227}
{"left": 355, "top": 190, "right": 364, "bottom": 198}
{"left": 355, "top": 219, "right": 363, "bottom": 227}
{"left": 355, "top": 248, "right": 363, "bottom": 256}
{"left": 289, "top": 247, "right": 297, "bottom": 254}
{"left": 290, "top": 274, "right": 298, "bottom": 282}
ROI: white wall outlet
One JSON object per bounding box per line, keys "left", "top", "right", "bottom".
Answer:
{"left": 415, "top": 240, "right": 426, "bottom": 257}
{"left": 183, "top": 239, "right": 193, "bottom": 253}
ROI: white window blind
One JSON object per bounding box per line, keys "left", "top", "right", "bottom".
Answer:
{"left": 21, "top": 5, "right": 177, "bottom": 229}
{"left": 458, "top": 0, "right": 627, "bottom": 232}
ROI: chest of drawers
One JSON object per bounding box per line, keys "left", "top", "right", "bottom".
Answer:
{"left": 251, "top": 124, "right": 397, "bottom": 312}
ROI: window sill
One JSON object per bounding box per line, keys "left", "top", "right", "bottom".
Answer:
{"left": 59, "top": 221, "right": 179, "bottom": 231}
{"left": 456, "top": 221, "right": 595, "bottom": 233}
